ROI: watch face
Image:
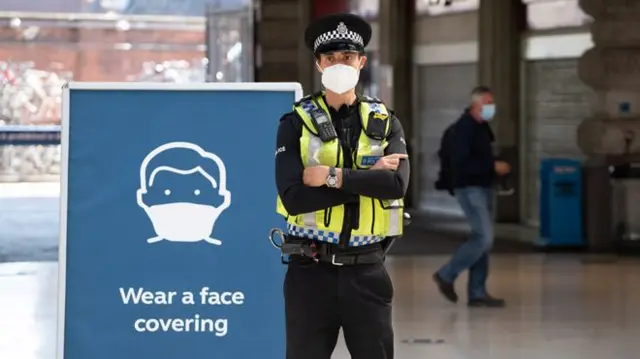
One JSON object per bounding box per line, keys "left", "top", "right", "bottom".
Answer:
{"left": 327, "top": 176, "right": 337, "bottom": 186}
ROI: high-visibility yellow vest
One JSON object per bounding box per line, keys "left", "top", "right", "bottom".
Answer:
{"left": 276, "top": 93, "right": 404, "bottom": 247}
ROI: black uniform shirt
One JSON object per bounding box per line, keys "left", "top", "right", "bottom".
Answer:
{"left": 274, "top": 96, "right": 410, "bottom": 246}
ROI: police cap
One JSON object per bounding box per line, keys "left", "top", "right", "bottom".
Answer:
{"left": 304, "top": 13, "right": 372, "bottom": 55}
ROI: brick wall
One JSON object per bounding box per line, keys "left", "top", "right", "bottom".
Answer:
{"left": 0, "top": 24, "right": 207, "bottom": 182}
{"left": 0, "top": 26, "right": 205, "bottom": 81}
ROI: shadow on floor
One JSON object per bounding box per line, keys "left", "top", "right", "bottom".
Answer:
{"left": 388, "top": 211, "right": 536, "bottom": 256}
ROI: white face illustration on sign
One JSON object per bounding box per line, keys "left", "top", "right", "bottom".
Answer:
{"left": 136, "top": 142, "right": 231, "bottom": 245}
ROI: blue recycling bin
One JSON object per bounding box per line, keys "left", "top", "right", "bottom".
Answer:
{"left": 538, "top": 158, "right": 585, "bottom": 247}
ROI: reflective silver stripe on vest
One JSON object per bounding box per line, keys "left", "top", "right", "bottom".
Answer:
{"left": 299, "top": 100, "right": 323, "bottom": 226}
{"left": 303, "top": 131, "right": 322, "bottom": 226}
{"left": 363, "top": 137, "right": 384, "bottom": 156}
{"left": 287, "top": 224, "right": 385, "bottom": 247}
{"left": 300, "top": 101, "right": 324, "bottom": 167}
{"left": 367, "top": 102, "right": 402, "bottom": 236}
{"left": 386, "top": 199, "right": 402, "bottom": 235}
{"left": 302, "top": 213, "right": 316, "bottom": 227}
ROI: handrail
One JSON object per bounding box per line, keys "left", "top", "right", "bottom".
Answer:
{"left": 0, "top": 125, "right": 62, "bottom": 146}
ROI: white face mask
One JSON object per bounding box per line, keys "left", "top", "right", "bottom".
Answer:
{"left": 144, "top": 203, "right": 225, "bottom": 245}
{"left": 319, "top": 64, "right": 360, "bottom": 94}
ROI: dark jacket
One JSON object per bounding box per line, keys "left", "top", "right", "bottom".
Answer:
{"left": 450, "top": 109, "right": 496, "bottom": 189}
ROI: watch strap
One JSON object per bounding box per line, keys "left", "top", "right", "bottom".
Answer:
{"left": 326, "top": 167, "right": 337, "bottom": 188}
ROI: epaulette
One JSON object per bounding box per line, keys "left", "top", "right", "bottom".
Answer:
{"left": 294, "top": 91, "right": 323, "bottom": 106}
{"left": 362, "top": 95, "right": 395, "bottom": 114}
{"left": 360, "top": 95, "right": 383, "bottom": 104}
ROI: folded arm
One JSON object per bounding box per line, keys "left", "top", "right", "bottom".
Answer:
{"left": 340, "top": 116, "right": 410, "bottom": 200}
{"left": 275, "top": 113, "right": 358, "bottom": 216}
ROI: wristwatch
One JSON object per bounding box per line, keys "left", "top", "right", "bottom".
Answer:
{"left": 326, "top": 167, "right": 338, "bottom": 188}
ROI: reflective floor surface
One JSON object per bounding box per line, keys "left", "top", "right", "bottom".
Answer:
{"left": 2, "top": 254, "right": 639, "bottom": 359}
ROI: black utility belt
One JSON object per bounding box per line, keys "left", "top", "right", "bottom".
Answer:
{"left": 282, "top": 237, "right": 384, "bottom": 266}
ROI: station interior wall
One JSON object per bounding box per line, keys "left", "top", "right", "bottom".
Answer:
{"left": 360, "top": 9, "right": 593, "bottom": 227}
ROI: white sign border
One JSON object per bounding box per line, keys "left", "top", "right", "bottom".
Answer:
{"left": 56, "top": 81, "right": 303, "bottom": 359}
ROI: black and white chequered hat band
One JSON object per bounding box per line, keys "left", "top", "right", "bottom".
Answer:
{"left": 313, "top": 22, "right": 364, "bottom": 51}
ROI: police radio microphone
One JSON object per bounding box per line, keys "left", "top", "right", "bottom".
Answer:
{"left": 310, "top": 108, "right": 338, "bottom": 142}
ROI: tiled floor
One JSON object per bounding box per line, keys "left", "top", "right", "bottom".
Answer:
{"left": 335, "top": 254, "right": 640, "bottom": 359}
{"left": 2, "top": 254, "right": 639, "bottom": 359}
{"left": 0, "top": 262, "right": 57, "bottom": 359}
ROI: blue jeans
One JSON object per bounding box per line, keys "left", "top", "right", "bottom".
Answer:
{"left": 437, "top": 186, "right": 494, "bottom": 299}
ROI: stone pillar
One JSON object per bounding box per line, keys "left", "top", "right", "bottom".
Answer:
{"left": 255, "top": 0, "right": 314, "bottom": 91}
{"left": 577, "top": 0, "right": 640, "bottom": 250}
{"left": 255, "top": 0, "right": 350, "bottom": 92}
{"left": 378, "top": 0, "right": 415, "bottom": 208}
{"left": 477, "top": 0, "right": 527, "bottom": 223}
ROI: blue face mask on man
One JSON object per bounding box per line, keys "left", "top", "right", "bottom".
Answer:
{"left": 480, "top": 104, "right": 496, "bottom": 121}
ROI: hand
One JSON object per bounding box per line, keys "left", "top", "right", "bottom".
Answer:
{"left": 371, "top": 153, "right": 409, "bottom": 171}
{"left": 495, "top": 161, "right": 511, "bottom": 176}
{"left": 303, "top": 166, "right": 330, "bottom": 187}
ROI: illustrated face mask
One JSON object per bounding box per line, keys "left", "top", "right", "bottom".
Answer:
{"left": 481, "top": 104, "right": 496, "bottom": 121}
{"left": 144, "top": 203, "right": 225, "bottom": 245}
{"left": 319, "top": 64, "right": 360, "bottom": 94}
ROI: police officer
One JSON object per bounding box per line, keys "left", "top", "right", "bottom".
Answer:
{"left": 274, "top": 13, "right": 410, "bottom": 359}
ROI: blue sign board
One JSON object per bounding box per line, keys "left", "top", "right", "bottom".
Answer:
{"left": 58, "top": 82, "right": 302, "bottom": 359}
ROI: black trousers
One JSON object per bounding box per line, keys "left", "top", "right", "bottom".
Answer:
{"left": 284, "top": 257, "right": 394, "bottom": 359}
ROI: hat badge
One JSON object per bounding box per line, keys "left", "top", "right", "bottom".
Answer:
{"left": 336, "top": 22, "right": 348, "bottom": 34}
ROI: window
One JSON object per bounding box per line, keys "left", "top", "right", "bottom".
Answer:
{"left": 416, "top": 0, "right": 478, "bottom": 15}
{"left": 350, "top": 0, "right": 379, "bottom": 17}
{"left": 351, "top": 0, "right": 480, "bottom": 17}
{"left": 525, "top": 0, "right": 592, "bottom": 30}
